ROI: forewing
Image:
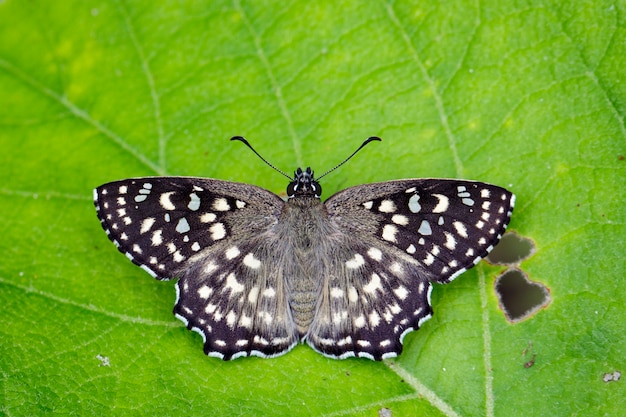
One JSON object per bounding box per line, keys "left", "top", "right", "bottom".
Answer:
{"left": 94, "top": 177, "right": 283, "bottom": 279}
{"left": 94, "top": 177, "right": 298, "bottom": 359}
{"left": 325, "top": 179, "right": 515, "bottom": 283}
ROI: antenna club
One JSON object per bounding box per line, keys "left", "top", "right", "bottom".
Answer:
{"left": 230, "top": 135, "right": 248, "bottom": 145}
{"left": 230, "top": 136, "right": 293, "bottom": 180}
{"left": 317, "top": 136, "right": 382, "bottom": 179}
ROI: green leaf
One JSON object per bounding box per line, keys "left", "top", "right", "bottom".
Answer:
{"left": 1, "top": 0, "right": 624, "bottom": 416}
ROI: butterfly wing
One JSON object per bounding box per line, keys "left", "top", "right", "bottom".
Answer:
{"left": 94, "top": 177, "right": 299, "bottom": 359}
{"left": 304, "top": 238, "right": 435, "bottom": 360}
{"left": 327, "top": 179, "right": 515, "bottom": 282}
{"left": 305, "top": 179, "right": 514, "bottom": 359}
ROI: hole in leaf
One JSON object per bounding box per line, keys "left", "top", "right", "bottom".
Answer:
{"left": 495, "top": 268, "right": 550, "bottom": 322}
{"left": 487, "top": 232, "right": 535, "bottom": 264}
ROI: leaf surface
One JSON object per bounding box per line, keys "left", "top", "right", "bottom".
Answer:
{"left": 1, "top": 1, "right": 624, "bottom": 416}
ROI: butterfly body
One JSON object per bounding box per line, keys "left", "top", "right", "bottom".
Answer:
{"left": 95, "top": 167, "right": 514, "bottom": 360}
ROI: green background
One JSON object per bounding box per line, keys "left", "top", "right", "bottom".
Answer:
{"left": 1, "top": 0, "right": 624, "bottom": 416}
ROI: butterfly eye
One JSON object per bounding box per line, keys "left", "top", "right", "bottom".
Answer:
{"left": 287, "top": 181, "right": 297, "bottom": 197}
{"left": 311, "top": 181, "right": 322, "bottom": 198}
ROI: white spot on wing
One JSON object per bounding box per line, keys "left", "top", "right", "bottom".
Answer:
{"left": 200, "top": 212, "right": 216, "bottom": 223}
{"left": 159, "top": 192, "right": 176, "bottom": 210}
{"left": 408, "top": 193, "right": 421, "bottom": 213}
{"left": 330, "top": 287, "right": 344, "bottom": 298}
{"left": 432, "top": 194, "right": 449, "bottom": 213}
{"left": 188, "top": 193, "right": 200, "bottom": 211}
{"left": 140, "top": 217, "right": 156, "bottom": 234}
{"left": 453, "top": 221, "right": 468, "bottom": 238}
{"left": 239, "top": 315, "right": 252, "bottom": 329}
{"left": 204, "top": 261, "right": 218, "bottom": 273}
{"left": 225, "top": 246, "right": 240, "bottom": 259}
{"left": 248, "top": 286, "right": 260, "bottom": 303}
{"left": 378, "top": 199, "right": 396, "bottom": 213}
{"left": 176, "top": 217, "right": 190, "bottom": 233}
{"left": 369, "top": 311, "right": 381, "bottom": 327}
{"left": 354, "top": 315, "right": 366, "bottom": 328}
{"left": 418, "top": 220, "right": 432, "bottom": 235}
{"left": 382, "top": 224, "right": 398, "bottom": 242}
{"left": 243, "top": 253, "right": 261, "bottom": 269}
{"left": 345, "top": 253, "right": 365, "bottom": 269}
{"left": 444, "top": 232, "right": 457, "bottom": 250}
{"left": 347, "top": 286, "right": 358, "bottom": 303}
{"left": 209, "top": 223, "right": 226, "bottom": 240}
{"left": 212, "top": 198, "right": 230, "bottom": 211}
{"left": 462, "top": 198, "right": 475, "bottom": 206}
{"left": 393, "top": 285, "right": 409, "bottom": 300}
{"left": 151, "top": 230, "right": 163, "bottom": 246}
{"left": 367, "top": 247, "right": 383, "bottom": 261}
{"left": 164, "top": 242, "right": 174, "bottom": 254}
{"left": 391, "top": 214, "right": 409, "bottom": 225}
{"left": 226, "top": 310, "right": 237, "bottom": 328}
{"left": 257, "top": 311, "right": 273, "bottom": 325}
{"left": 173, "top": 250, "right": 185, "bottom": 263}
{"left": 224, "top": 273, "right": 244, "bottom": 294}
{"left": 363, "top": 273, "right": 382, "bottom": 294}
{"left": 198, "top": 285, "right": 213, "bottom": 299}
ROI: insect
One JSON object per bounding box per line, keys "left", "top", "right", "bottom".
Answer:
{"left": 94, "top": 137, "right": 514, "bottom": 360}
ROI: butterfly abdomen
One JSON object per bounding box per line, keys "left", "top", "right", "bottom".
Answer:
{"left": 278, "top": 195, "right": 335, "bottom": 336}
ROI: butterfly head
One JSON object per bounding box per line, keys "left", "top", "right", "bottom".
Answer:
{"left": 287, "top": 167, "right": 322, "bottom": 199}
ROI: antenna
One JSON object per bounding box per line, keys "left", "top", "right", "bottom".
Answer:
{"left": 231, "top": 135, "right": 381, "bottom": 180}
{"left": 317, "top": 136, "right": 381, "bottom": 179}
{"left": 230, "top": 136, "right": 292, "bottom": 180}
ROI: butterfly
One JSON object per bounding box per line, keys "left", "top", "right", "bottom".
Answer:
{"left": 93, "top": 137, "right": 514, "bottom": 360}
